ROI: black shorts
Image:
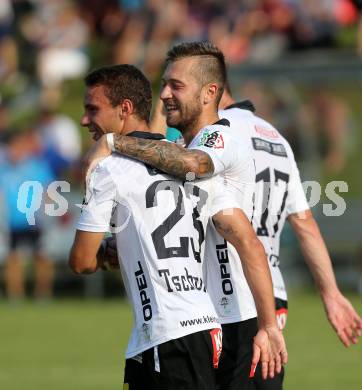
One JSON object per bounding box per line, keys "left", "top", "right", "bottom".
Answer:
{"left": 250, "top": 298, "right": 288, "bottom": 390}
{"left": 216, "top": 317, "right": 258, "bottom": 390}
{"left": 9, "top": 229, "right": 42, "bottom": 252}
{"left": 123, "top": 328, "right": 222, "bottom": 390}
{"left": 250, "top": 366, "right": 285, "bottom": 390}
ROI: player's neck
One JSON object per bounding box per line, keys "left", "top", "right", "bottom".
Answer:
{"left": 120, "top": 117, "right": 150, "bottom": 135}
{"left": 219, "top": 92, "right": 235, "bottom": 110}
{"left": 182, "top": 111, "right": 220, "bottom": 146}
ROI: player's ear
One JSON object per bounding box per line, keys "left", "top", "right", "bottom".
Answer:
{"left": 203, "top": 83, "right": 218, "bottom": 105}
{"left": 119, "top": 99, "right": 134, "bottom": 119}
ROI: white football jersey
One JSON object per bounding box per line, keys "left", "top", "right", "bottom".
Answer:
{"left": 189, "top": 119, "right": 258, "bottom": 323}
{"left": 189, "top": 119, "right": 255, "bottom": 219}
{"left": 219, "top": 104, "right": 309, "bottom": 302}
{"left": 77, "top": 134, "right": 224, "bottom": 359}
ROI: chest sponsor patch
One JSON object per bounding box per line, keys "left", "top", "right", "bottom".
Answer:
{"left": 198, "top": 130, "right": 224, "bottom": 149}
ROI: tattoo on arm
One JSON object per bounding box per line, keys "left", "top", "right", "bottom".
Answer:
{"left": 113, "top": 135, "right": 214, "bottom": 179}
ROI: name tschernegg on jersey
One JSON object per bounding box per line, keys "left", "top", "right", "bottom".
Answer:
{"left": 159, "top": 267, "right": 206, "bottom": 293}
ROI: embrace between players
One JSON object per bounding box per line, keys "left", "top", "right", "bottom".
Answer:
{"left": 69, "top": 42, "right": 362, "bottom": 390}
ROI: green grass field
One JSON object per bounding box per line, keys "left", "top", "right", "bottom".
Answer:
{"left": 0, "top": 292, "right": 361, "bottom": 390}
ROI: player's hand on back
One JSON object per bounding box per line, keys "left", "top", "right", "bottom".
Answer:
{"left": 322, "top": 291, "right": 362, "bottom": 347}
{"left": 97, "top": 237, "right": 120, "bottom": 271}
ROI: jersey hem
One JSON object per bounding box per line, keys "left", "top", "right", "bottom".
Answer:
{"left": 217, "top": 311, "right": 257, "bottom": 325}
{"left": 125, "top": 322, "right": 221, "bottom": 359}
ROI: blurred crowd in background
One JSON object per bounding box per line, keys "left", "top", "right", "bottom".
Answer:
{"left": 1, "top": 0, "right": 362, "bottom": 86}
{"left": 0, "top": 0, "right": 362, "bottom": 300}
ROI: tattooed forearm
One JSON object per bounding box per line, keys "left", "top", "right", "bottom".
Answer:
{"left": 113, "top": 135, "right": 214, "bottom": 179}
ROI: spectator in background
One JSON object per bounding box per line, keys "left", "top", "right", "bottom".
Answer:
{"left": 358, "top": 242, "right": 362, "bottom": 294}
{"left": 300, "top": 86, "right": 354, "bottom": 173}
{"left": 352, "top": 0, "right": 362, "bottom": 55}
{"left": 0, "top": 129, "right": 54, "bottom": 302}
{"left": 78, "top": 0, "right": 126, "bottom": 39}
{"left": 142, "top": 0, "right": 189, "bottom": 80}
{"left": 0, "top": 101, "right": 11, "bottom": 162}
{"left": 35, "top": 105, "right": 81, "bottom": 178}
{"left": 0, "top": 0, "right": 18, "bottom": 82}
{"left": 20, "top": 0, "right": 89, "bottom": 104}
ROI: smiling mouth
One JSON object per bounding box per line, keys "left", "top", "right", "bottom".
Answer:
{"left": 164, "top": 100, "right": 179, "bottom": 113}
{"left": 166, "top": 106, "right": 178, "bottom": 112}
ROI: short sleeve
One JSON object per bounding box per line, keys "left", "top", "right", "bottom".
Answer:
{"left": 76, "top": 164, "right": 117, "bottom": 232}
{"left": 188, "top": 126, "right": 235, "bottom": 175}
{"left": 286, "top": 157, "right": 309, "bottom": 216}
{"left": 202, "top": 174, "right": 255, "bottom": 219}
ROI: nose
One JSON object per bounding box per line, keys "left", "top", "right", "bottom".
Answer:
{"left": 80, "top": 113, "right": 89, "bottom": 127}
{"left": 160, "top": 84, "right": 172, "bottom": 101}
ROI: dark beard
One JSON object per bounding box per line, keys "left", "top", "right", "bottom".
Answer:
{"left": 169, "top": 99, "right": 202, "bottom": 135}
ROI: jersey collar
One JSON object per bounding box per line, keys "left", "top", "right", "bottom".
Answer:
{"left": 127, "top": 131, "right": 165, "bottom": 140}
{"left": 212, "top": 118, "right": 230, "bottom": 127}
{"left": 224, "top": 100, "right": 256, "bottom": 112}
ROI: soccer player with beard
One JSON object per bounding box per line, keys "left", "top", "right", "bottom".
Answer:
{"left": 83, "top": 42, "right": 288, "bottom": 388}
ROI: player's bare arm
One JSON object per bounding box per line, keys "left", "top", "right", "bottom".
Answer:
{"left": 288, "top": 209, "right": 362, "bottom": 346}
{"left": 114, "top": 134, "right": 214, "bottom": 179}
{"left": 83, "top": 133, "right": 215, "bottom": 180}
{"left": 69, "top": 230, "right": 106, "bottom": 274}
{"left": 213, "top": 208, "right": 288, "bottom": 379}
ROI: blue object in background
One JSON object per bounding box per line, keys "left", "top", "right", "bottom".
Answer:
{"left": 0, "top": 157, "right": 54, "bottom": 230}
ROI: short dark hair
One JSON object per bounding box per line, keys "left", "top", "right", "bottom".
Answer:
{"left": 166, "top": 41, "right": 226, "bottom": 104}
{"left": 85, "top": 64, "right": 152, "bottom": 122}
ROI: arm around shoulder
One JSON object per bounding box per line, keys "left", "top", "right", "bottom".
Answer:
{"left": 113, "top": 134, "right": 215, "bottom": 179}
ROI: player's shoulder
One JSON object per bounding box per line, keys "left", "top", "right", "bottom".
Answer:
{"left": 196, "top": 118, "right": 243, "bottom": 149}
{"left": 252, "top": 127, "right": 296, "bottom": 166}
{"left": 219, "top": 106, "right": 253, "bottom": 123}
{"left": 222, "top": 107, "right": 294, "bottom": 157}
{"left": 219, "top": 106, "right": 259, "bottom": 143}
{"left": 192, "top": 119, "right": 230, "bottom": 149}
{"left": 97, "top": 152, "right": 143, "bottom": 171}
{"left": 199, "top": 118, "right": 232, "bottom": 135}
{"left": 251, "top": 115, "right": 295, "bottom": 159}
{"left": 88, "top": 154, "right": 135, "bottom": 184}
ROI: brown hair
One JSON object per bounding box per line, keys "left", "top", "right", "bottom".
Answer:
{"left": 166, "top": 41, "right": 226, "bottom": 104}
{"left": 85, "top": 64, "right": 152, "bottom": 122}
